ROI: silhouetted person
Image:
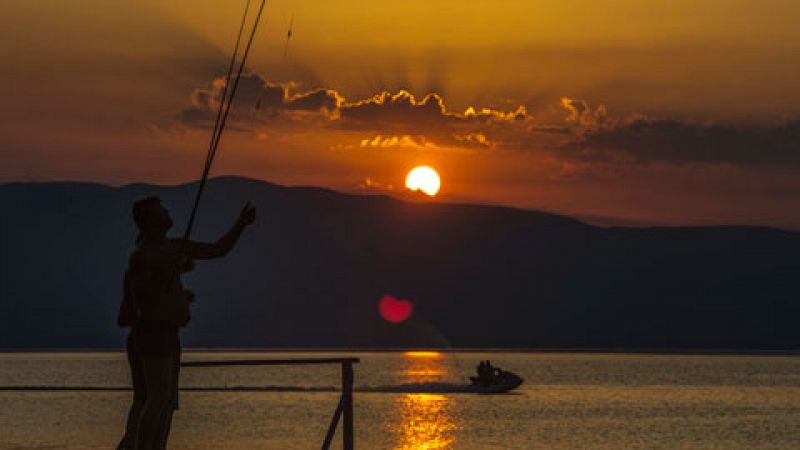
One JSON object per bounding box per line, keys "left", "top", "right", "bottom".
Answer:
{"left": 117, "top": 196, "right": 256, "bottom": 450}
{"left": 477, "top": 360, "right": 494, "bottom": 382}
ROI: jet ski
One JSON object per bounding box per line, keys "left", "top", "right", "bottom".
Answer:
{"left": 468, "top": 367, "right": 524, "bottom": 394}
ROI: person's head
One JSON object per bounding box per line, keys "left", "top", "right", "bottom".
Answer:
{"left": 132, "top": 196, "right": 173, "bottom": 243}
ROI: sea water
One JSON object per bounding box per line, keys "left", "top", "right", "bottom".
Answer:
{"left": 1, "top": 352, "right": 799, "bottom": 449}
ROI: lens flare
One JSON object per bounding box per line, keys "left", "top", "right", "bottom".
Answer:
{"left": 379, "top": 295, "right": 414, "bottom": 323}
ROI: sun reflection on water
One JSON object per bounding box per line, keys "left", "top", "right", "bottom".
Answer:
{"left": 401, "top": 352, "right": 447, "bottom": 383}
{"left": 404, "top": 351, "right": 442, "bottom": 358}
{"left": 387, "top": 352, "right": 461, "bottom": 449}
{"left": 393, "top": 394, "right": 458, "bottom": 450}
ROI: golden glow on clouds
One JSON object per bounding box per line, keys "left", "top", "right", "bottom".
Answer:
{"left": 361, "top": 135, "right": 438, "bottom": 150}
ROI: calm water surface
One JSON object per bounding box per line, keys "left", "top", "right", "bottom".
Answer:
{"left": 1, "top": 352, "right": 800, "bottom": 449}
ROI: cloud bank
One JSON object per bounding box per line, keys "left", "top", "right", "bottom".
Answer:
{"left": 180, "top": 73, "right": 800, "bottom": 167}
{"left": 564, "top": 119, "right": 800, "bottom": 165}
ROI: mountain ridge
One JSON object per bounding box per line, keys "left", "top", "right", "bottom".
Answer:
{"left": 1, "top": 177, "right": 798, "bottom": 350}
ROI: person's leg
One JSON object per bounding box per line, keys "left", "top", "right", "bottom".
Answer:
{"left": 156, "top": 348, "right": 180, "bottom": 449}
{"left": 157, "top": 405, "right": 175, "bottom": 450}
{"left": 117, "top": 333, "right": 146, "bottom": 450}
{"left": 139, "top": 357, "right": 174, "bottom": 450}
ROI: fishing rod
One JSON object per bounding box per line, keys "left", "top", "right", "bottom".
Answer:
{"left": 204, "top": 0, "right": 267, "bottom": 178}
{"left": 203, "top": 0, "right": 252, "bottom": 173}
{"left": 179, "top": 0, "right": 267, "bottom": 257}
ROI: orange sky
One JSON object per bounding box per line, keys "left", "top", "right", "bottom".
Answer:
{"left": 2, "top": 0, "right": 800, "bottom": 228}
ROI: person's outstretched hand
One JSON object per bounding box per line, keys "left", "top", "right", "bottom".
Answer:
{"left": 239, "top": 201, "right": 256, "bottom": 226}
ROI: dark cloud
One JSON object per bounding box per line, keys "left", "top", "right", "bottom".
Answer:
{"left": 181, "top": 74, "right": 532, "bottom": 128}
{"left": 563, "top": 119, "right": 800, "bottom": 165}
{"left": 340, "top": 91, "right": 446, "bottom": 124}
{"left": 286, "top": 88, "right": 343, "bottom": 111}
{"left": 179, "top": 74, "right": 531, "bottom": 149}
{"left": 182, "top": 74, "right": 343, "bottom": 126}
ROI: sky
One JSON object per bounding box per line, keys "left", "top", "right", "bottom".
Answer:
{"left": 2, "top": 0, "right": 800, "bottom": 228}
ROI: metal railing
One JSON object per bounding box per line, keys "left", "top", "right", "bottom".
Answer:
{"left": 181, "top": 357, "right": 360, "bottom": 450}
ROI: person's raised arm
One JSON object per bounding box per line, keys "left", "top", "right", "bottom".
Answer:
{"left": 183, "top": 202, "right": 256, "bottom": 260}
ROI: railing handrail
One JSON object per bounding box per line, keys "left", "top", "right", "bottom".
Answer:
{"left": 181, "top": 357, "right": 358, "bottom": 449}
{"left": 181, "top": 357, "right": 360, "bottom": 367}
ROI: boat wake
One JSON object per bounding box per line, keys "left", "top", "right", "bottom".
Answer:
{"left": 184, "top": 382, "right": 482, "bottom": 393}
{"left": 358, "top": 382, "right": 478, "bottom": 393}
{"left": 0, "top": 382, "right": 517, "bottom": 394}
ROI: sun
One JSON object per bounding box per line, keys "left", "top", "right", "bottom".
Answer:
{"left": 405, "top": 166, "right": 441, "bottom": 196}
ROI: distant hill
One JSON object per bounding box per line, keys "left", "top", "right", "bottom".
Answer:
{"left": 1, "top": 177, "right": 798, "bottom": 350}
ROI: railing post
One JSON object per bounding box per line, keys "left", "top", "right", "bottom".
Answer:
{"left": 342, "top": 361, "right": 354, "bottom": 450}
{"left": 321, "top": 396, "right": 344, "bottom": 450}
